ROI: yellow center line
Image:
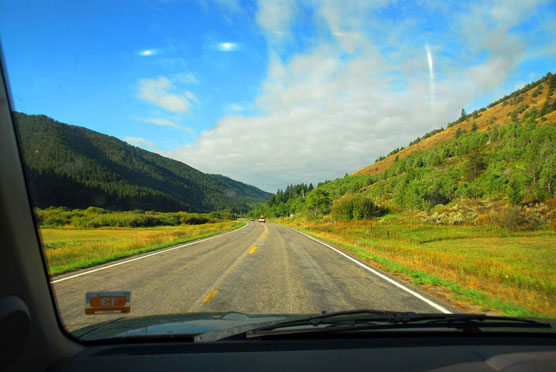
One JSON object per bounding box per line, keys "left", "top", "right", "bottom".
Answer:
{"left": 262, "top": 234, "right": 266, "bottom": 238}
{"left": 202, "top": 290, "right": 218, "bottom": 303}
{"left": 248, "top": 246, "right": 257, "bottom": 254}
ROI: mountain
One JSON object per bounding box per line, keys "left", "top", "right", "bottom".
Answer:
{"left": 13, "top": 112, "right": 271, "bottom": 213}
{"left": 256, "top": 72, "right": 556, "bottom": 219}
{"left": 353, "top": 72, "right": 556, "bottom": 177}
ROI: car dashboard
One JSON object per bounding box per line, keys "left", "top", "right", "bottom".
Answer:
{"left": 50, "top": 334, "right": 556, "bottom": 371}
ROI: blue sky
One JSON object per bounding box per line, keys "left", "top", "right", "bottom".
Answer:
{"left": 1, "top": 0, "right": 555, "bottom": 192}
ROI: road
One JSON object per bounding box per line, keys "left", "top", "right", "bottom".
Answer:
{"left": 52, "top": 222, "right": 458, "bottom": 332}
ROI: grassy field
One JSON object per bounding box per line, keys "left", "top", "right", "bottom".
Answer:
{"left": 41, "top": 221, "right": 245, "bottom": 275}
{"left": 276, "top": 216, "right": 556, "bottom": 317}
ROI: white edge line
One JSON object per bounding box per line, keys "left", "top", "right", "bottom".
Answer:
{"left": 50, "top": 223, "right": 249, "bottom": 284}
{"left": 291, "top": 228, "right": 452, "bottom": 314}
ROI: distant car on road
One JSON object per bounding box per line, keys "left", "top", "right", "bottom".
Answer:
{"left": 250, "top": 217, "right": 254, "bottom": 221}
{"left": 259, "top": 216, "right": 265, "bottom": 223}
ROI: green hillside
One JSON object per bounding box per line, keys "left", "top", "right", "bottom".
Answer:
{"left": 256, "top": 72, "right": 556, "bottom": 221}
{"left": 14, "top": 112, "right": 271, "bottom": 212}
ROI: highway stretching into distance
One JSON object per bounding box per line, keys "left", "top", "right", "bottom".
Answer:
{"left": 52, "top": 221, "right": 460, "bottom": 332}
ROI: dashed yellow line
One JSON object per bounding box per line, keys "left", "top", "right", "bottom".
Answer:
{"left": 202, "top": 290, "right": 218, "bottom": 303}
{"left": 262, "top": 234, "right": 267, "bottom": 238}
{"left": 248, "top": 246, "right": 257, "bottom": 254}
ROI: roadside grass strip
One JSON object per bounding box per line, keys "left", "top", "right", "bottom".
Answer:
{"left": 45, "top": 222, "right": 245, "bottom": 276}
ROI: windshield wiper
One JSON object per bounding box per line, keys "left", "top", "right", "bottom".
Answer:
{"left": 194, "top": 310, "right": 551, "bottom": 342}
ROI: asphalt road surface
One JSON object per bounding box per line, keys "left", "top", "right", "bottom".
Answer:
{"left": 52, "top": 222, "right": 459, "bottom": 332}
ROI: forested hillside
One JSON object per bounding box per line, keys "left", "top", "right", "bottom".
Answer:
{"left": 14, "top": 113, "right": 271, "bottom": 212}
{"left": 255, "top": 72, "right": 556, "bottom": 223}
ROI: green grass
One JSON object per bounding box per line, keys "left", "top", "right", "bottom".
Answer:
{"left": 42, "top": 221, "right": 245, "bottom": 275}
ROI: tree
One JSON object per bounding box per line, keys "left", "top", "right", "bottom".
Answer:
{"left": 490, "top": 125, "right": 500, "bottom": 142}
{"left": 460, "top": 108, "right": 467, "bottom": 121}
{"left": 331, "top": 194, "right": 386, "bottom": 221}
{"left": 464, "top": 147, "right": 488, "bottom": 181}
{"left": 507, "top": 177, "right": 522, "bottom": 206}
{"left": 306, "top": 189, "right": 331, "bottom": 217}
{"left": 540, "top": 153, "right": 556, "bottom": 196}
{"left": 471, "top": 121, "right": 478, "bottom": 132}
{"left": 524, "top": 146, "right": 543, "bottom": 201}
{"left": 430, "top": 153, "right": 442, "bottom": 166}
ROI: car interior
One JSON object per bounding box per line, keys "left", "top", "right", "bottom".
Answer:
{"left": 1, "top": 44, "right": 556, "bottom": 372}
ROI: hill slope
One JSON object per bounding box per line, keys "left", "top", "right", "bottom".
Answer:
{"left": 354, "top": 72, "right": 556, "bottom": 177}
{"left": 255, "top": 72, "right": 556, "bottom": 219}
{"left": 14, "top": 112, "right": 271, "bottom": 212}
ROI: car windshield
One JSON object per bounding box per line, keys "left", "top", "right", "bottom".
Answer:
{"left": 1, "top": 1, "right": 555, "bottom": 341}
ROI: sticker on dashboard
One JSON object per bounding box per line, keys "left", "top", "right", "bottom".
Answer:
{"left": 85, "top": 291, "right": 131, "bottom": 314}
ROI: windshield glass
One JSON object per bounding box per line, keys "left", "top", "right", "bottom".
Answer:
{"left": 1, "top": 1, "right": 555, "bottom": 340}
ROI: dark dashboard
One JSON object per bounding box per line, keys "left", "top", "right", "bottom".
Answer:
{"left": 50, "top": 335, "right": 556, "bottom": 371}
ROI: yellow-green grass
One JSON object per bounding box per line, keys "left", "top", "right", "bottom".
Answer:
{"left": 276, "top": 218, "right": 556, "bottom": 317}
{"left": 41, "top": 221, "right": 245, "bottom": 275}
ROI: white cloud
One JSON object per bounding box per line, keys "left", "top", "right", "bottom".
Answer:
{"left": 132, "top": 116, "right": 193, "bottom": 132}
{"left": 173, "top": 72, "right": 198, "bottom": 84}
{"left": 123, "top": 137, "right": 160, "bottom": 151}
{"left": 166, "top": 1, "right": 555, "bottom": 192}
{"left": 227, "top": 103, "right": 245, "bottom": 113}
{"left": 318, "top": 0, "right": 386, "bottom": 54}
{"left": 212, "top": 0, "right": 242, "bottom": 13}
{"left": 185, "top": 91, "right": 197, "bottom": 103}
{"left": 137, "top": 77, "right": 194, "bottom": 114}
{"left": 256, "top": 0, "right": 298, "bottom": 43}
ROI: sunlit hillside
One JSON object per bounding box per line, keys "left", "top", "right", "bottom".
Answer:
{"left": 255, "top": 72, "right": 556, "bottom": 221}
{"left": 353, "top": 73, "right": 556, "bottom": 177}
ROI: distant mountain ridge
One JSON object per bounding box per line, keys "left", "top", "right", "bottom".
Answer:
{"left": 14, "top": 112, "right": 271, "bottom": 212}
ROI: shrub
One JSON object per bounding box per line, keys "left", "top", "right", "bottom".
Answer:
{"left": 86, "top": 206, "right": 107, "bottom": 214}
{"left": 34, "top": 207, "right": 216, "bottom": 228}
{"left": 492, "top": 207, "right": 543, "bottom": 231}
{"left": 474, "top": 214, "right": 491, "bottom": 225}
{"left": 331, "top": 194, "right": 387, "bottom": 221}
{"left": 42, "top": 213, "right": 71, "bottom": 227}
{"left": 207, "top": 210, "right": 235, "bottom": 220}
{"left": 180, "top": 214, "right": 209, "bottom": 225}
{"left": 493, "top": 207, "right": 524, "bottom": 230}
{"left": 158, "top": 216, "right": 179, "bottom": 226}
